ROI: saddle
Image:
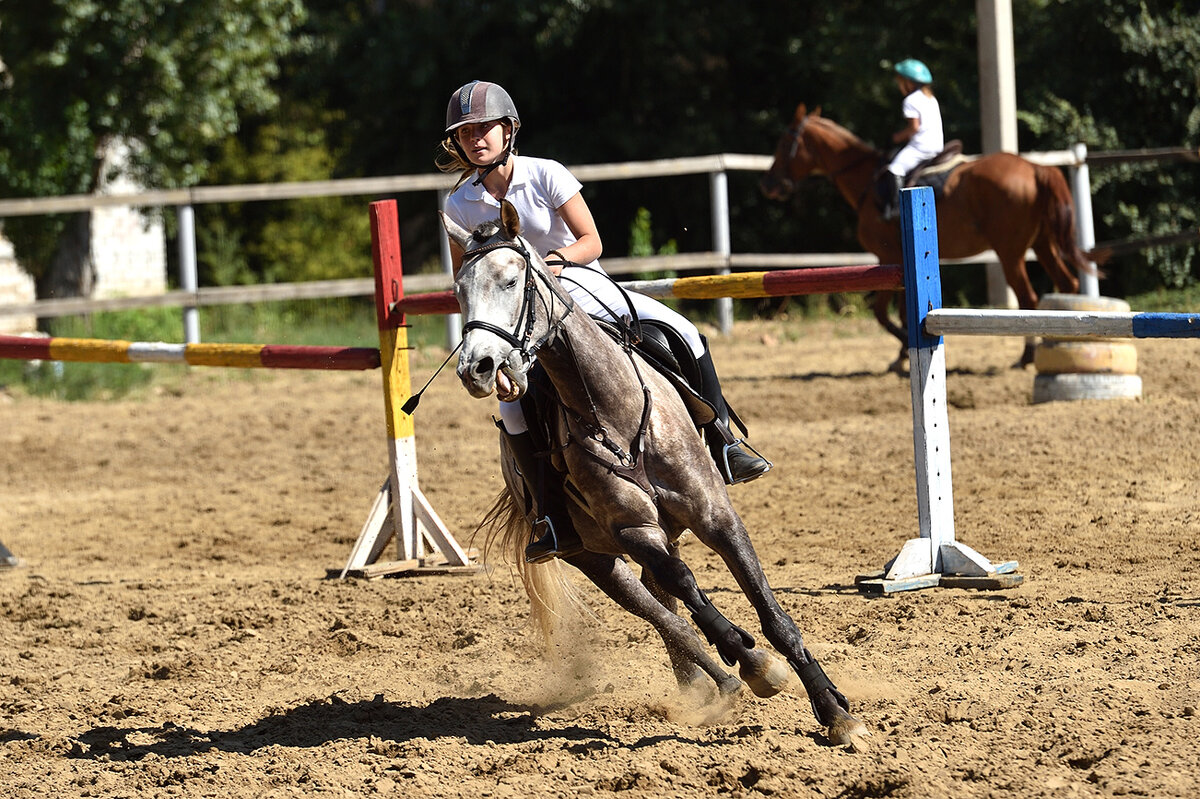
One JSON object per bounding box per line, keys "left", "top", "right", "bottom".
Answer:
{"left": 876, "top": 140, "right": 968, "bottom": 207}
{"left": 904, "top": 139, "right": 965, "bottom": 185}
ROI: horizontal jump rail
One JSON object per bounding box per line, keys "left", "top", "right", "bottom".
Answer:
{"left": 393, "top": 263, "right": 904, "bottom": 317}
{"left": 0, "top": 335, "right": 380, "bottom": 370}
{"left": 924, "top": 309, "right": 1200, "bottom": 340}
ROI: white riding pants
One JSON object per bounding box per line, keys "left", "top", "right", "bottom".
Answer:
{"left": 888, "top": 143, "right": 940, "bottom": 177}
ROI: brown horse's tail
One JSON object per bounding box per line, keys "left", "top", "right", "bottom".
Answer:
{"left": 1033, "top": 164, "right": 1101, "bottom": 286}
{"left": 474, "top": 489, "right": 593, "bottom": 656}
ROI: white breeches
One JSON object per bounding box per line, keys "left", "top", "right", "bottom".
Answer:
{"left": 888, "top": 143, "right": 939, "bottom": 176}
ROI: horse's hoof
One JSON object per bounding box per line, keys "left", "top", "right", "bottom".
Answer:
{"left": 717, "top": 675, "right": 745, "bottom": 698}
{"left": 826, "top": 708, "right": 871, "bottom": 748}
{"left": 739, "top": 649, "right": 792, "bottom": 698}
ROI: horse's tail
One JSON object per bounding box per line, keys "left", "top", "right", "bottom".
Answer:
{"left": 1033, "top": 164, "right": 1100, "bottom": 285}
{"left": 474, "top": 488, "right": 592, "bottom": 656}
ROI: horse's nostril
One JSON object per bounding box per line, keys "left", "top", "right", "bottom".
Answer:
{"left": 473, "top": 356, "right": 494, "bottom": 377}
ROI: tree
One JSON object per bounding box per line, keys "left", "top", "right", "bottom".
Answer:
{"left": 0, "top": 0, "right": 307, "bottom": 298}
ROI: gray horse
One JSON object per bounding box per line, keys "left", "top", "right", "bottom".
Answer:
{"left": 444, "top": 200, "right": 868, "bottom": 746}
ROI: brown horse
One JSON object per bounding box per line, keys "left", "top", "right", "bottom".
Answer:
{"left": 760, "top": 104, "right": 1089, "bottom": 370}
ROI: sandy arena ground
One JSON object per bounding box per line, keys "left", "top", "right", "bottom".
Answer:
{"left": 2, "top": 318, "right": 1199, "bottom": 798}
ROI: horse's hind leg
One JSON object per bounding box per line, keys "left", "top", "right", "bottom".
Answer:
{"left": 618, "top": 530, "right": 791, "bottom": 701}
{"left": 681, "top": 515, "right": 869, "bottom": 745}
{"left": 563, "top": 550, "right": 742, "bottom": 697}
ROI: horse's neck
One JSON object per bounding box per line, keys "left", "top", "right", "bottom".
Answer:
{"left": 534, "top": 304, "right": 646, "bottom": 432}
{"left": 813, "top": 125, "right": 879, "bottom": 209}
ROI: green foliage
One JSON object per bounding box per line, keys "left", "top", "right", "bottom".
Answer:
{"left": 0, "top": 0, "right": 307, "bottom": 282}
{"left": 198, "top": 115, "right": 372, "bottom": 286}
{"left": 627, "top": 207, "right": 678, "bottom": 262}
{"left": 2, "top": 0, "right": 1197, "bottom": 305}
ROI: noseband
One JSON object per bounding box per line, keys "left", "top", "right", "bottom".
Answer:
{"left": 459, "top": 239, "right": 573, "bottom": 360}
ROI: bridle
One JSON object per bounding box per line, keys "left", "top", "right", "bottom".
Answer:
{"left": 782, "top": 113, "right": 878, "bottom": 182}
{"left": 777, "top": 115, "right": 880, "bottom": 210}
{"left": 459, "top": 235, "right": 655, "bottom": 494}
{"left": 459, "top": 237, "right": 573, "bottom": 361}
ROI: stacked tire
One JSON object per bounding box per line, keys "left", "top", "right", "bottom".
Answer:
{"left": 1032, "top": 293, "right": 1143, "bottom": 403}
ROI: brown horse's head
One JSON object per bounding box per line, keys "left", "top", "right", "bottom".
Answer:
{"left": 760, "top": 104, "right": 823, "bottom": 201}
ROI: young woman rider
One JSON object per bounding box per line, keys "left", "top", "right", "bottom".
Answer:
{"left": 437, "top": 80, "right": 769, "bottom": 562}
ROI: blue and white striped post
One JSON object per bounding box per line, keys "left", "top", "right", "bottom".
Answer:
{"left": 866, "top": 187, "right": 1018, "bottom": 592}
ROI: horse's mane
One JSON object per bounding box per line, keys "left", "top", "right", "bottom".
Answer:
{"left": 808, "top": 114, "right": 879, "bottom": 156}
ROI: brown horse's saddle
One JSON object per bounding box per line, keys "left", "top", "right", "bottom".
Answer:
{"left": 904, "top": 140, "right": 968, "bottom": 187}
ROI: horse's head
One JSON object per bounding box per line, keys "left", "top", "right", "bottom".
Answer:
{"left": 759, "top": 103, "right": 823, "bottom": 201}
{"left": 443, "top": 200, "right": 570, "bottom": 402}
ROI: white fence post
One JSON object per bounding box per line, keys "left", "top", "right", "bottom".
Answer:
{"left": 1071, "top": 143, "right": 1100, "bottom": 297}
{"left": 437, "top": 189, "right": 462, "bottom": 349}
{"left": 177, "top": 204, "right": 200, "bottom": 344}
{"left": 709, "top": 169, "right": 733, "bottom": 334}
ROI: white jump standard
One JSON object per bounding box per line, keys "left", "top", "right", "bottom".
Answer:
{"left": 858, "top": 187, "right": 1021, "bottom": 594}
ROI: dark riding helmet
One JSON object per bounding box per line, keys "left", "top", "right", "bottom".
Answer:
{"left": 444, "top": 81, "right": 521, "bottom": 184}
{"left": 445, "top": 80, "right": 521, "bottom": 134}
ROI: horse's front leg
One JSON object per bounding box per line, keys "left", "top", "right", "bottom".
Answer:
{"left": 617, "top": 525, "right": 792, "bottom": 703}
{"left": 561, "top": 548, "right": 742, "bottom": 697}
{"left": 871, "top": 290, "right": 908, "bottom": 374}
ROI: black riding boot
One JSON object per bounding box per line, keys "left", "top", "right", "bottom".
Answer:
{"left": 697, "top": 346, "right": 771, "bottom": 484}
{"left": 501, "top": 428, "right": 584, "bottom": 563}
{"left": 880, "top": 172, "right": 904, "bottom": 221}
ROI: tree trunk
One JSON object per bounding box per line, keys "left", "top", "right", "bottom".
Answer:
{"left": 36, "top": 211, "right": 95, "bottom": 300}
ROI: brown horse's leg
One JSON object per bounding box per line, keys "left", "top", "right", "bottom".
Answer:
{"left": 871, "top": 290, "right": 908, "bottom": 373}
{"left": 997, "top": 254, "right": 1041, "bottom": 368}
{"left": 562, "top": 548, "right": 742, "bottom": 696}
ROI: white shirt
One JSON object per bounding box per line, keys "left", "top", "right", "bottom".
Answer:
{"left": 901, "top": 89, "right": 943, "bottom": 156}
{"left": 443, "top": 154, "right": 600, "bottom": 270}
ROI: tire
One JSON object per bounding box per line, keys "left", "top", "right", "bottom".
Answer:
{"left": 1033, "top": 340, "right": 1139, "bottom": 375}
{"left": 1032, "top": 373, "right": 1143, "bottom": 404}
{"left": 1037, "top": 293, "right": 1131, "bottom": 313}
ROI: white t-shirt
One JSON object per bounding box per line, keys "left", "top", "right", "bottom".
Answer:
{"left": 902, "top": 89, "right": 944, "bottom": 156}
{"left": 443, "top": 154, "right": 600, "bottom": 270}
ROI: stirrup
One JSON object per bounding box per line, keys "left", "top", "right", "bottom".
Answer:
{"left": 716, "top": 439, "right": 772, "bottom": 485}
{"left": 524, "top": 516, "right": 581, "bottom": 564}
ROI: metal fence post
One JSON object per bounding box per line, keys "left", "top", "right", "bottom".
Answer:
{"left": 709, "top": 169, "right": 733, "bottom": 334}
{"left": 1071, "top": 143, "right": 1100, "bottom": 297}
{"left": 177, "top": 204, "right": 200, "bottom": 343}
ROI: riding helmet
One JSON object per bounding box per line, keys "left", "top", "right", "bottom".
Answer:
{"left": 893, "top": 59, "right": 933, "bottom": 85}
{"left": 445, "top": 80, "right": 521, "bottom": 134}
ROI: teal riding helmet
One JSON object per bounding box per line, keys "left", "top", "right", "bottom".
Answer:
{"left": 894, "top": 59, "right": 933, "bottom": 85}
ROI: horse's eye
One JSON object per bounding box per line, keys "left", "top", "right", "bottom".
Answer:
{"left": 504, "top": 277, "right": 519, "bottom": 290}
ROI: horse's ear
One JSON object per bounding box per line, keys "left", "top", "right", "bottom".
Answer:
{"left": 812, "top": 105, "right": 822, "bottom": 118}
{"left": 499, "top": 199, "right": 521, "bottom": 240}
{"left": 440, "top": 211, "right": 471, "bottom": 250}
{"left": 794, "top": 103, "right": 807, "bottom": 122}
